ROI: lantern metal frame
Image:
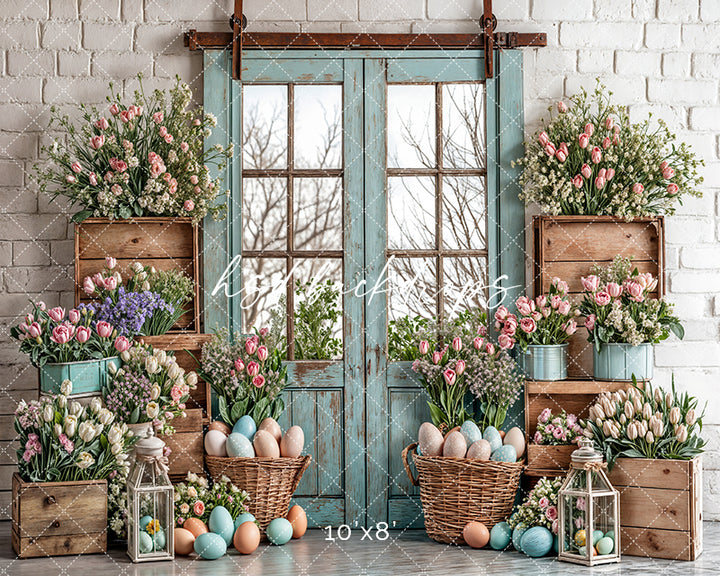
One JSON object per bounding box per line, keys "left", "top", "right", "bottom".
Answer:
{"left": 127, "top": 431, "right": 175, "bottom": 563}
{"left": 557, "top": 439, "right": 621, "bottom": 566}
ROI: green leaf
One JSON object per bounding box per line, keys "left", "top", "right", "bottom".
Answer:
{"left": 428, "top": 402, "right": 446, "bottom": 428}
{"left": 118, "top": 205, "right": 132, "bottom": 220}
{"left": 130, "top": 405, "right": 140, "bottom": 424}
{"left": 71, "top": 209, "right": 93, "bottom": 224}
{"left": 669, "top": 322, "right": 685, "bottom": 340}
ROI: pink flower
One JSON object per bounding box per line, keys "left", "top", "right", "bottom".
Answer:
{"left": 92, "top": 272, "right": 104, "bottom": 286}
{"left": 581, "top": 163, "right": 592, "bottom": 179}
{"left": 66, "top": 174, "right": 77, "bottom": 184}
{"left": 245, "top": 338, "right": 257, "bottom": 355}
{"left": 663, "top": 167, "right": 675, "bottom": 179}
{"left": 129, "top": 105, "right": 142, "bottom": 117}
{"left": 119, "top": 110, "right": 133, "bottom": 123}
{"left": 602, "top": 137, "right": 611, "bottom": 149}
{"left": 581, "top": 275, "right": 599, "bottom": 292}
{"left": 184, "top": 199, "right": 195, "bottom": 211}
{"left": 22, "top": 449, "right": 34, "bottom": 462}
{"left": 485, "top": 342, "right": 495, "bottom": 355}
{"left": 455, "top": 359, "right": 466, "bottom": 375}
{"left": 109, "top": 103, "right": 120, "bottom": 116}
{"left": 550, "top": 295, "right": 562, "bottom": 309}
{"left": 519, "top": 317, "right": 536, "bottom": 334}
{"left": 257, "top": 345, "right": 268, "bottom": 361}
{"left": 253, "top": 375, "right": 266, "bottom": 388}
{"left": 71, "top": 162, "right": 82, "bottom": 173}
{"left": 539, "top": 497, "right": 549, "bottom": 509}
{"left": 451, "top": 337, "right": 462, "bottom": 351}
{"left": 105, "top": 256, "right": 117, "bottom": 269}
{"left": 556, "top": 149, "right": 567, "bottom": 162}
{"left": 538, "top": 131, "right": 550, "bottom": 146}
{"left": 545, "top": 506, "right": 558, "bottom": 521}
{"left": 564, "top": 319, "right": 577, "bottom": 335}
{"left": 660, "top": 160, "right": 669, "bottom": 170}
{"left": 234, "top": 358, "right": 244, "bottom": 372}
{"left": 171, "top": 385, "right": 183, "bottom": 402}
{"left": 539, "top": 407, "right": 552, "bottom": 423}
{"left": 541, "top": 307, "right": 551, "bottom": 318}
{"left": 28, "top": 322, "right": 42, "bottom": 338}
{"left": 585, "top": 314, "right": 596, "bottom": 330}
{"left": 667, "top": 183, "right": 679, "bottom": 195}
{"left": 159, "top": 126, "right": 168, "bottom": 137}
{"left": 607, "top": 282, "right": 622, "bottom": 297}
{"left": 498, "top": 333, "right": 514, "bottom": 350}
{"left": 193, "top": 500, "right": 205, "bottom": 516}
{"left": 95, "top": 117, "right": 109, "bottom": 130}
{"left": 552, "top": 519, "right": 559, "bottom": 535}
{"left": 494, "top": 306, "right": 509, "bottom": 322}
{"left": 626, "top": 281, "right": 644, "bottom": 302}
{"left": 595, "top": 176, "right": 606, "bottom": 189}
{"left": 432, "top": 350, "right": 442, "bottom": 364}
{"left": 260, "top": 327, "right": 269, "bottom": 338}
{"left": 90, "top": 135, "right": 105, "bottom": 150}
{"left": 473, "top": 337, "right": 483, "bottom": 350}
{"left": 613, "top": 133, "right": 620, "bottom": 145}
{"left": 558, "top": 301, "right": 571, "bottom": 315}
{"left": 169, "top": 179, "right": 178, "bottom": 194}
{"left": 114, "top": 336, "right": 130, "bottom": 352}
{"left": 533, "top": 431, "right": 542, "bottom": 443}
{"left": 502, "top": 315, "right": 517, "bottom": 335}
{"left": 578, "top": 133, "right": 589, "bottom": 149}
{"left": 96, "top": 321, "right": 113, "bottom": 338}
{"left": 109, "top": 158, "right": 127, "bottom": 173}
{"left": 443, "top": 368, "right": 456, "bottom": 386}
{"left": 190, "top": 175, "right": 199, "bottom": 185}
{"left": 51, "top": 324, "right": 73, "bottom": 344}
{"left": 153, "top": 111, "right": 163, "bottom": 124}
{"left": 544, "top": 142, "right": 556, "bottom": 157}
{"left": 111, "top": 183, "right": 122, "bottom": 196}
{"left": 633, "top": 182, "right": 644, "bottom": 195}
{"left": 68, "top": 309, "right": 80, "bottom": 323}
{"left": 606, "top": 168, "right": 615, "bottom": 180}
{"left": 104, "top": 276, "right": 117, "bottom": 290}
{"left": 247, "top": 361, "right": 260, "bottom": 376}
{"left": 594, "top": 291, "right": 611, "bottom": 306}
{"left": 48, "top": 306, "right": 65, "bottom": 322}
{"left": 576, "top": 496, "right": 586, "bottom": 511}
{"left": 89, "top": 172, "right": 98, "bottom": 186}
{"left": 535, "top": 295, "right": 547, "bottom": 308}
{"left": 591, "top": 146, "right": 602, "bottom": 164}
{"left": 605, "top": 117, "right": 614, "bottom": 130}
{"left": 559, "top": 142, "right": 569, "bottom": 156}
{"left": 584, "top": 123, "right": 594, "bottom": 136}
{"left": 516, "top": 296, "right": 534, "bottom": 316}
{"left": 76, "top": 326, "right": 91, "bottom": 343}
{"left": 180, "top": 142, "right": 190, "bottom": 153}
{"left": 572, "top": 174, "right": 583, "bottom": 189}
{"left": 164, "top": 134, "right": 174, "bottom": 144}
{"left": 418, "top": 340, "right": 429, "bottom": 355}
{"left": 557, "top": 101, "right": 568, "bottom": 113}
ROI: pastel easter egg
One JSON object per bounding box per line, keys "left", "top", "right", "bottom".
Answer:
{"left": 208, "top": 505, "right": 235, "bottom": 546}
{"left": 266, "top": 518, "right": 293, "bottom": 546}
{"left": 233, "top": 415, "right": 257, "bottom": 439}
{"left": 254, "top": 429, "right": 281, "bottom": 458}
{"left": 592, "top": 529, "right": 604, "bottom": 546}
{"left": 512, "top": 524, "right": 528, "bottom": 551}
{"left": 234, "top": 512, "right": 256, "bottom": 531}
{"left": 280, "top": 426, "right": 304, "bottom": 458}
{"left": 233, "top": 521, "right": 261, "bottom": 555}
{"left": 204, "top": 429, "right": 228, "bottom": 457}
{"left": 183, "top": 517, "right": 209, "bottom": 539}
{"left": 226, "top": 432, "right": 255, "bottom": 458}
{"left": 466, "top": 439, "right": 492, "bottom": 460}
{"left": 152, "top": 527, "right": 166, "bottom": 551}
{"left": 463, "top": 521, "right": 490, "bottom": 548}
{"left": 174, "top": 528, "right": 195, "bottom": 556}
{"left": 258, "top": 417, "right": 283, "bottom": 443}
{"left": 418, "top": 422, "right": 444, "bottom": 457}
{"left": 139, "top": 515, "right": 153, "bottom": 531}
{"left": 287, "top": 505, "right": 307, "bottom": 539}
{"left": 490, "top": 444, "right": 517, "bottom": 462}
{"left": 503, "top": 427, "right": 526, "bottom": 459}
{"left": 442, "top": 430, "right": 467, "bottom": 458}
{"left": 138, "top": 531, "right": 153, "bottom": 554}
{"left": 194, "top": 532, "right": 227, "bottom": 560}
{"left": 483, "top": 426, "right": 502, "bottom": 453}
{"left": 460, "top": 420, "right": 482, "bottom": 446}
{"left": 521, "top": 526, "right": 553, "bottom": 558}
{"left": 574, "top": 529, "right": 586, "bottom": 547}
{"left": 489, "top": 521, "right": 512, "bottom": 550}
{"left": 596, "top": 536, "right": 614, "bottom": 555}
{"left": 208, "top": 421, "right": 232, "bottom": 436}
{"left": 443, "top": 426, "right": 461, "bottom": 440}
{"left": 604, "top": 530, "right": 615, "bottom": 540}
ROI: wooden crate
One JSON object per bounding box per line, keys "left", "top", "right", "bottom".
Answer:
{"left": 533, "top": 215, "right": 664, "bottom": 379}
{"left": 524, "top": 380, "right": 629, "bottom": 477}
{"left": 159, "top": 408, "right": 204, "bottom": 482}
{"left": 609, "top": 457, "right": 702, "bottom": 561}
{"left": 74, "top": 217, "right": 201, "bottom": 334}
{"left": 12, "top": 473, "right": 107, "bottom": 558}
{"left": 138, "top": 333, "right": 213, "bottom": 422}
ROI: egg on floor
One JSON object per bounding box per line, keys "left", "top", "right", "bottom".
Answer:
{"left": 280, "top": 426, "right": 305, "bottom": 458}
{"left": 174, "top": 528, "right": 196, "bottom": 556}
{"left": 183, "top": 517, "right": 209, "bottom": 539}
{"left": 194, "top": 532, "right": 227, "bottom": 560}
{"left": 266, "top": 518, "right": 293, "bottom": 546}
{"left": 418, "top": 422, "right": 444, "bottom": 457}
{"left": 463, "top": 521, "right": 490, "bottom": 548}
{"left": 233, "top": 520, "right": 261, "bottom": 554}
{"left": 442, "top": 430, "right": 467, "bottom": 458}
{"left": 209, "top": 505, "right": 235, "bottom": 546}
{"left": 254, "top": 429, "right": 281, "bottom": 458}
{"left": 258, "top": 417, "right": 283, "bottom": 443}
{"left": 503, "top": 427, "right": 526, "bottom": 459}
{"left": 234, "top": 512, "right": 256, "bottom": 531}
{"left": 286, "top": 505, "right": 307, "bottom": 538}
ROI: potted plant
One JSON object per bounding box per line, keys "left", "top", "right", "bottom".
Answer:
{"left": 11, "top": 302, "right": 127, "bottom": 396}
{"left": 579, "top": 257, "right": 684, "bottom": 381}
{"left": 496, "top": 277, "right": 578, "bottom": 381}
{"left": 12, "top": 385, "right": 134, "bottom": 558}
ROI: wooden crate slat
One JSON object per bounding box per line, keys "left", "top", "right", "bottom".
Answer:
{"left": 620, "top": 526, "right": 695, "bottom": 561}
{"left": 617, "top": 486, "right": 690, "bottom": 531}
{"left": 160, "top": 431, "right": 204, "bottom": 479}
{"left": 539, "top": 260, "right": 658, "bottom": 294}
{"left": 609, "top": 457, "right": 692, "bottom": 490}
{"left": 12, "top": 526, "right": 107, "bottom": 559}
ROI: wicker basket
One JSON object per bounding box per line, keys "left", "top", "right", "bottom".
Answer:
{"left": 206, "top": 455, "right": 311, "bottom": 534}
{"left": 402, "top": 443, "right": 523, "bottom": 544}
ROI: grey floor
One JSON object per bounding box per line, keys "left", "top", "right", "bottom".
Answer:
{"left": 2, "top": 523, "right": 720, "bottom": 576}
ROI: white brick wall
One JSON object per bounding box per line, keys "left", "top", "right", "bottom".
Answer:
{"left": 0, "top": 0, "right": 719, "bottom": 519}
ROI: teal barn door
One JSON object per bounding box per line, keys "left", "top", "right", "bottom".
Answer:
{"left": 203, "top": 49, "right": 524, "bottom": 529}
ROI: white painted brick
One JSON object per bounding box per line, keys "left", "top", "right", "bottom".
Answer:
{"left": 645, "top": 22, "right": 681, "bottom": 49}
{"left": 648, "top": 78, "right": 717, "bottom": 105}
{"left": 6, "top": 50, "right": 55, "bottom": 76}
{"left": 0, "top": 160, "right": 24, "bottom": 187}
{"left": 657, "top": 0, "right": 700, "bottom": 21}
{"left": 702, "top": 162, "right": 720, "bottom": 187}
{"left": 58, "top": 50, "right": 90, "bottom": 75}
{"left": 532, "top": 48, "right": 576, "bottom": 74}
{"left": 245, "top": 0, "right": 307, "bottom": 21}
{"left": 92, "top": 52, "right": 151, "bottom": 77}
{"left": 411, "top": 20, "right": 483, "bottom": 34}
{"left": 0, "top": 241, "right": 11, "bottom": 266}
{"left": 121, "top": 0, "right": 143, "bottom": 22}
{"left": 0, "top": 188, "right": 36, "bottom": 212}
{"left": 714, "top": 295, "right": 720, "bottom": 315}
{"left": 681, "top": 244, "right": 720, "bottom": 268}
{"left": 41, "top": 20, "right": 81, "bottom": 50}
{"left": 494, "top": 0, "right": 529, "bottom": 21}
{"left": 82, "top": 22, "right": 133, "bottom": 51}
{"left": 615, "top": 50, "right": 661, "bottom": 76}
{"left": 359, "top": 0, "right": 423, "bottom": 20}
{"left": 341, "top": 21, "right": 411, "bottom": 33}
{"left": 0, "top": 133, "right": 37, "bottom": 159}
{"left": 577, "top": 49, "right": 613, "bottom": 74}
{"left": 670, "top": 269, "right": 720, "bottom": 293}
{"left": 675, "top": 191, "right": 715, "bottom": 216}
{"left": 633, "top": 0, "right": 656, "bottom": 18}
{"left": 595, "top": 0, "right": 632, "bottom": 20}
{"left": 145, "top": 0, "right": 232, "bottom": 22}
{"left": 677, "top": 131, "right": 717, "bottom": 162}
{"left": 533, "top": 0, "right": 592, "bottom": 21}
{"left": 680, "top": 319, "right": 720, "bottom": 341}
{"left": 43, "top": 77, "right": 109, "bottom": 104}
{"left": 667, "top": 216, "right": 715, "bottom": 245}
{"left": 628, "top": 103, "right": 687, "bottom": 131}
{"left": 428, "top": 0, "right": 482, "bottom": 20}
{"left": 79, "top": 0, "right": 120, "bottom": 20}
{"left": 561, "top": 22, "right": 642, "bottom": 49}
{"left": 12, "top": 241, "right": 50, "bottom": 266}
{"left": 135, "top": 23, "right": 184, "bottom": 53}
{"left": 662, "top": 51, "right": 691, "bottom": 77}
{"left": 50, "top": 0, "right": 78, "bottom": 19}
{"left": 654, "top": 341, "right": 720, "bottom": 366}
{"left": 154, "top": 54, "right": 203, "bottom": 83}
{"left": 300, "top": 21, "right": 342, "bottom": 32}
{"left": 307, "top": 0, "right": 358, "bottom": 21}
{"left": 701, "top": 1, "right": 720, "bottom": 20}
{"left": 566, "top": 75, "right": 646, "bottom": 104}
{"left": 665, "top": 245, "right": 679, "bottom": 270}
{"left": 0, "top": 21, "right": 39, "bottom": 50}
{"left": 666, "top": 293, "right": 709, "bottom": 318}
{"left": 682, "top": 24, "right": 720, "bottom": 50}
{"left": 3, "top": 0, "right": 48, "bottom": 19}
{"left": 693, "top": 52, "right": 720, "bottom": 78}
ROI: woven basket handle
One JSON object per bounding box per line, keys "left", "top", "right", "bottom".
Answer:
{"left": 290, "top": 455, "right": 312, "bottom": 493}
{"left": 402, "top": 443, "right": 419, "bottom": 486}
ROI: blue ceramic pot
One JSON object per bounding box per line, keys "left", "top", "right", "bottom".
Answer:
{"left": 593, "top": 343, "right": 653, "bottom": 381}
{"left": 517, "top": 344, "right": 568, "bottom": 381}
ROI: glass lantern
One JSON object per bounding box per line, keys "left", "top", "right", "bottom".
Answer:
{"left": 127, "top": 429, "right": 175, "bottom": 563}
{"left": 557, "top": 438, "right": 620, "bottom": 566}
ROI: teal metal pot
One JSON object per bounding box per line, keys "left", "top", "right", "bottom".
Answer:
{"left": 517, "top": 344, "right": 568, "bottom": 381}
{"left": 39, "top": 356, "right": 120, "bottom": 396}
{"left": 593, "top": 343, "right": 653, "bottom": 381}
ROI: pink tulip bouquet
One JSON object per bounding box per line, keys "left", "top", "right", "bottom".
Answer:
{"left": 494, "top": 277, "right": 579, "bottom": 352}
{"left": 517, "top": 83, "right": 704, "bottom": 219}
{"left": 199, "top": 328, "right": 288, "bottom": 426}
{"left": 35, "top": 75, "right": 232, "bottom": 224}
{"left": 11, "top": 302, "right": 128, "bottom": 366}
{"left": 579, "top": 257, "right": 683, "bottom": 349}
{"left": 412, "top": 331, "right": 523, "bottom": 430}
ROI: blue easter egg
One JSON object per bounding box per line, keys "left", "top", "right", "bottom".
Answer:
{"left": 512, "top": 523, "right": 528, "bottom": 551}
{"left": 578, "top": 545, "right": 587, "bottom": 557}
{"left": 194, "top": 532, "right": 227, "bottom": 560}
{"left": 152, "top": 527, "right": 166, "bottom": 551}
{"left": 226, "top": 432, "right": 255, "bottom": 458}
{"left": 138, "top": 530, "right": 153, "bottom": 554}
{"left": 483, "top": 426, "right": 502, "bottom": 453}
{"left": 490, "top": 444, "right": 517, "bottom": 462}
{"left": 604, "top": 530, "right": 615, "bottom": 540}
{"left": 460, "top": 421, "right": 482, "bottom": 446}
{"left": 552, "top": 534, "right": 559, "bottom": 555}
{"left": 266, "top": 518, "right": 293, "bottom": 545}
{"left": 489, "top": 521, "right": 512, "bottom": 550}
{"left": 233, "top": 415, "right": 257, "bottom": 439}
{"left": 234, "top": 512, "right": 256, "bottom": 530}
{"left": 139, "top": 515, "right": 153, "bottom": 531}
{"left": 209, "top": 505, "right": 235, "bottom": 545}
{"left": 596, "top": 536, "right": 614, "bottom": 555}
{"left": 592, "top": 529, "right": 604, "bottom": 546}
{"left": 521, "top": 526, "right": 554, "bottom": 558}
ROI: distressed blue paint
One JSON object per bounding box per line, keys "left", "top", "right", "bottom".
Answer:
{"left": 387, "top": 58, "right": 484, "bottom": 83}
{"left": 242, "top": 58, "right": 344, "bottom": 83}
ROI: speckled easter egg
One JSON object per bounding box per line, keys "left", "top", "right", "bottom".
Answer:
{"left": 483, "top": 426, "right": 502, "bottom": 453}
{"left": 226, "top": 432, "right": 255, "bottom": 458}
{"left": 466, "top": 439, "right": 492, "bottom": 460}
{"left": 490, "top": 444, "right": 517, "bottom": 462}
{"left": 418, "top": 422, "right": 444, "bottom": 457}
{"left": 512, "top": 523, "right": 529, "bottom": 551}
{"left": 503, "top": 427, "right": 526, "bottom": 459}
{"left": 442, "top": 430, "right": 467, "bottom": 458}
{"left": 280, "top": 426, "right": 305, "bottom": 458}
{"left": 460, "top": 420, "right": 482, "bottom": 446}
